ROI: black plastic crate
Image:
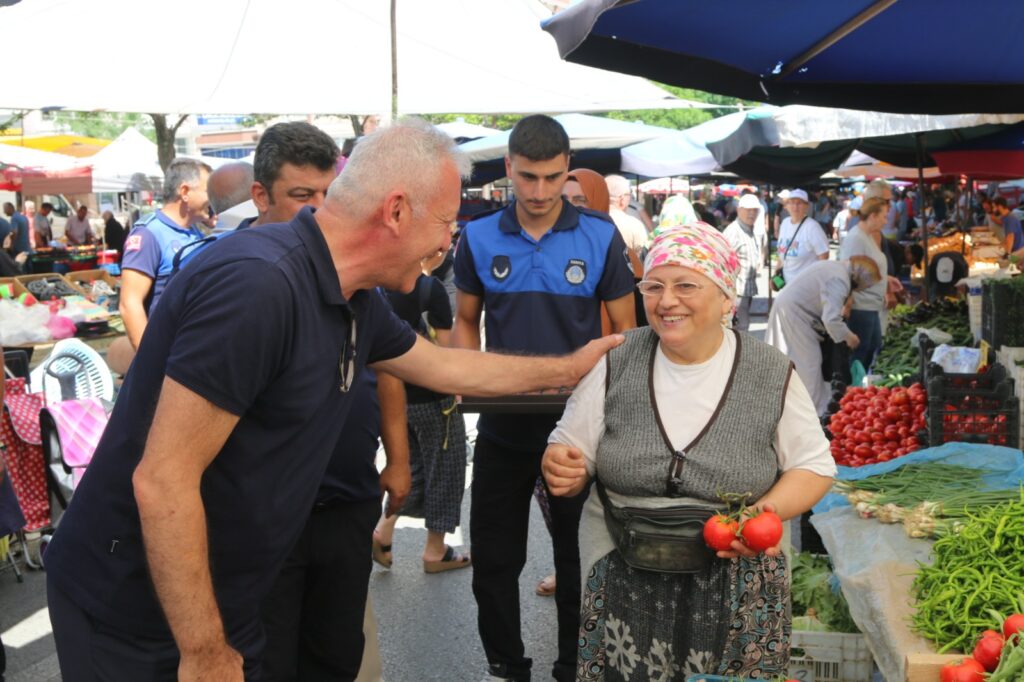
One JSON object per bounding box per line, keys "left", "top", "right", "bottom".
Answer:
{"left": 982, "top": 278, "right": 1024, "bottom": 348}
{"left": 925, "top": 358, "right": 1006, "bottom": 397}
{"left": 917, "top": 335, "right": 996, "bottom": 388}
{"left": 927, "top": 380, "right": 1020, "bottom": 448}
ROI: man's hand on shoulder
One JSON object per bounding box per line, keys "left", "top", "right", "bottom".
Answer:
{"left": 567, "top": 334, "right": 625, "bottom": 387}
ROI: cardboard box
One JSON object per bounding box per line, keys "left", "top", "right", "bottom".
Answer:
{"left": 14, "top": 272, "right": 87, "bottom": 299}
{"left": 0, "top": 276, "right": 27, "bottom": 299}
{"left": 904, "top": 652, "right": 965, "bottom": 682}
{"left": 65, "top": 268, "right": 118, "bottom": 301}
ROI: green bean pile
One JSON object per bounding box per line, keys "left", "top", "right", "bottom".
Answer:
{"left": 911, "top": 490, "right": 1024, "bottom": 653}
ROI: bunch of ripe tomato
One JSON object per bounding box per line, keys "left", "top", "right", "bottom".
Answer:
{"left": 826, "top": 384, "right": 927, "bottom": 467}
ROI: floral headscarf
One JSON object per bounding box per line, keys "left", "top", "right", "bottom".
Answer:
{"left": 643, "top": 221, "right": 741, "bottom": 302}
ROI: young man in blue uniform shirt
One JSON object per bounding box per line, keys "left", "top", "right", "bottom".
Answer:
{"left": 119, "top": 157, "right": 211, "bottom": 349}
{"left": 44, "top": 118, "right": 623, "bottom": 682}
{"left": 453, "top": 115, "right": 636, "bottom": 682}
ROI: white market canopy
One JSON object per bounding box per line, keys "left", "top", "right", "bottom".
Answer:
{"left": 77, "top": 128, "right": 165, "bottom": 193}
{"left": 0, "top": 143, "right": 77, "bottom": 172}
{"left": 459, "top": 113, "right": 680, "bottom": 163}
{"left": 0, "top": 0, "right": 714, "bottom": 116}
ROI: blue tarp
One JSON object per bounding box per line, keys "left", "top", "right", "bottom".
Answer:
{"left": 814, "top": 442, "right": 1024, "bottom": 514}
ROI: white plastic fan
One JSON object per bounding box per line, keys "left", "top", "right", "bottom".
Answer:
{"left": 29, "top": 338, "right": 114, "bottom": 404}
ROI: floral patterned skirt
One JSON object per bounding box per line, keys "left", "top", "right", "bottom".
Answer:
{"left": 577, "top": 550, "right": 790, "bottom": 681}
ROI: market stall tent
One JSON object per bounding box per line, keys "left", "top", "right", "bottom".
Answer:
{"left": 542, "top": 0, "right": 1024, "bottom": 114}
{"left": 0, "top": 0, "right": 709, "bottom": 116}
{"left": 932, "top": 123, "right": 1024, "bottom": 180}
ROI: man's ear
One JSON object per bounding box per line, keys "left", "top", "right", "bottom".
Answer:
{"left": 251, "top": 182, "right": 270, "bottom": 214}
{"left": 381, "top": 190, "right": 406, "bottom": 237}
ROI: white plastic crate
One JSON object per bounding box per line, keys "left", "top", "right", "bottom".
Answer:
{"left": 789, "top": 630, "right": 873, "bottom": 682}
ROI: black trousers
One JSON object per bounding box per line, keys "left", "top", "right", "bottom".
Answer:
{"left": 470, "top": 436, "right": 588, "bottom": 682}
{"left": 48, "top": 576, "right": 262, "bottom": 681}
{"left": 260, "top": 497, "right": 379, "bottom": 682}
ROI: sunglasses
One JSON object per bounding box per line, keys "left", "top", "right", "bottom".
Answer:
{"left": 338, "top": 313, "right": 358, "bottom": 393}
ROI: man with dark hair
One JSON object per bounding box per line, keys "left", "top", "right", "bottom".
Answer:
{"left": 33, "top": 201, "right": 54, "bottom": 248}
{"left": 119, "top": 157, "right": 211, "bottom": 348}
{"left": 453, "top": 114, "right": 636, "bottom": 682}
{"left": 3, "top": 203, "right": 30, "bottom": 257}
{"left": 251, "top": 121, "right": 340, "bottom": 227}
{"left": 994, "top": 196, "right": 1024, "bottom": 257}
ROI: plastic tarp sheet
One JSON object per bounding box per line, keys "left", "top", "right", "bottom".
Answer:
{"left": 811, "top": 443, "right": 1024, "bottom": 681}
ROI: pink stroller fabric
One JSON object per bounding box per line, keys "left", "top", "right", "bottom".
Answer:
{"left": 45, "top": 397, "right": 107, "bottom": 484}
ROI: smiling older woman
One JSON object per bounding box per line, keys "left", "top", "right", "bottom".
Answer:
{"left": 542, "top": 222, "right": 836, "bottom": 681}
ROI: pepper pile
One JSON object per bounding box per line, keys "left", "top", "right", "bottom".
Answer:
{"left": 826, "top": 384, "right": 926, "bottom": 466}
{"left": 871, "top": 299, "right": 972, "bottom": 387}
{"left": 911, "top": 491, "right": 1024, "bottom": 653}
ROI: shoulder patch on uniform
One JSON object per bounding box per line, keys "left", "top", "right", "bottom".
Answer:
{"left": 564, "top": 258, "right": 587, "bottom": 285}
{"left": 124, "top": 234, "right": 143, "bottom": 252}
{"left": 491, "top": 255, "right": 511, "bottom": 281}
{"left": 577, "top": 206, "right": 615, "bottom": 225}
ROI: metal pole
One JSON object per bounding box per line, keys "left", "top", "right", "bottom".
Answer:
{"left": 390, "top": 0, "right": 398, "bottom": 121}
{"left": 916, "top": 133, "right": 930, "bottom": 303}
{"left": 767, "top": 184, "right": 774, "bottom": 307}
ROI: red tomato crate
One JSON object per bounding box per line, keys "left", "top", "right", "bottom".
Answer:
{"left": 925, "top": 366, "right": 1020, "bottom": 448}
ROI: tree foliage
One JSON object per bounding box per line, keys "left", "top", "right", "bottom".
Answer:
{"left": 52, "top": 111, "right": 156, "bottom": 142}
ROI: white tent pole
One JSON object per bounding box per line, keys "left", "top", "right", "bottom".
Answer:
{"left": 390, "top": 0, "right": 398, "bottom": 122}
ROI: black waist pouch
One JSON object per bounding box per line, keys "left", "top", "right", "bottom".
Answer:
{"left": 596, "top": 480, "right": 718, "bottom": 574}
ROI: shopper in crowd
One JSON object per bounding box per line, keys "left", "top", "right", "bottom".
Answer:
{"left": 774, "top": 189, "right": 829, "bottom": 287}
{"left": 44, "top": 117, "right": 623, "bottom": 682}
{"left": 32, "top": 201, "right": 53, "bottom": 248}
{"left": 0, "top": 232, "right": 28, "bottom": 276}
{"left": 562, "top": 168, "right": 608, "bottom": 212}
{"left": 3, "top": 203, "right": 31, "bottom": 258}
{"left": 207, "top": 162, "right": 255, "bottom": 216}
{"left": 993, "top": 196, "right": 1024, "bottom": 258}
{"left": 543, "top": 221, "right": 835, "bottom": 680}
{"left": 838, "top": 197, "right": 890, "bottom": 370}
{"left": 453, "top": 115, "right": 636, "bottom": 682}
{"left": 605, "top": 174, "right": 649, "bottom": 253}
{"left": 101, "top": 210, "right": 126, "bottom": 259}
{"left": 766, "top": 257, "right": 882, "bottom": 414}
{"left": 722, "top": 193, "right": 762, "bottom": 331}
{"left": 374, "top": 249, "right": 470, "bottom": 574}
{"left": 118, "top": 158, "right": 211, "bottom": 349}
{"left": 832, "top": 197, "right": 854, "bottom": 244}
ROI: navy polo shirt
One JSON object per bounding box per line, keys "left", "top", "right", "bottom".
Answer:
{"left": 317, "top": 367, "right": 383, "bottom": 504}
{"left": 454, "top": 199, "right": 633, "bottom": 450}
{"left": 44, "top": 207, "right": 416, "bottom": 653}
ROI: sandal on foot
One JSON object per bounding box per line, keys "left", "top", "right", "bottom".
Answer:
{"left": 423, "top": 545, "right": 471, "bottom": 574}
{"left": 535, "top": 574, "right": 556, "bottom": 597}
{"left": 372, "top": 533, "right": 393, "bottom": 569}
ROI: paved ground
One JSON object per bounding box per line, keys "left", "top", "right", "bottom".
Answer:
{"left": 0, "top": 289, "right": 775, "bottom": 681}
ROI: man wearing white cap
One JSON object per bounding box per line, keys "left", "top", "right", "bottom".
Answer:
{"left": 723, "top": 193, "right": 764, "bottom": 331}
{"left": 774, "top": 189, "right": 829, "bottom": 287}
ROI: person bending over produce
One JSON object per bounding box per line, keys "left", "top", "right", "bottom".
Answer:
{"left": 542, "top": 222, "right": 836, "bottom": 680}
{"left": 765, "top": 256, "right": 882, "bottom": 415}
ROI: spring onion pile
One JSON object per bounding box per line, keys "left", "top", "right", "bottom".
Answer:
{"left": 911, "top": 491, "right": 1024, "bottom": 653}
{"left": 835, "top": 463, "right": 1020, "bottom": 538}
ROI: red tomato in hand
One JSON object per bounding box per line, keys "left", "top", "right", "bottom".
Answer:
{"left": 703, "top": 514, "right": 739, "bottom": 552}
{"left": 740, "top": 511, "right": 783, "bottom": 553}
{"left": 939, "top": 658, "right": 985, "bottom": 682}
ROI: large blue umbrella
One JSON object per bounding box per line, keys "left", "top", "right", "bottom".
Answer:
{"left": 543, "top": 0, "right": 1024, "bottom": 114}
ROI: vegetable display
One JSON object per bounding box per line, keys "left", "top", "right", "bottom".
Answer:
{"left": 911, "top": 492, "right": 1024, "bottom": 653}
{"left": 789, "top": 552, "right": 859, "bottom": 633}
{"left": 826, "top": 384, "right": 926, "bottom": 466}
{"left": 834, "top": 463, "right": 1021, "bottom": 538}
{"left": 872, "top": 300, "right": 972, "bottom": 387}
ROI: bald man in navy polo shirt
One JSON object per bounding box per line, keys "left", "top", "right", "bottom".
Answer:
{"left": 454, "top": 115, "right": 636, "bottom": 682}
{"left": 44, "top": 118, "right": 623, "bottom": 682}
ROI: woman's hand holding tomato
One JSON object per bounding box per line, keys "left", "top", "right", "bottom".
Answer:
{"left": 713, "top": 503, "right": 785, "bottom": 559}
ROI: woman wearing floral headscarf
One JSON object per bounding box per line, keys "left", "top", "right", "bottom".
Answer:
{"left": 542, "top": 223, "right": 835, "bottom": 681}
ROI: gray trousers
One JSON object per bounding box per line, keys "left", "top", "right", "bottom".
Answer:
{"left": 734, "top": 295, "right": 753, "bottom": 332}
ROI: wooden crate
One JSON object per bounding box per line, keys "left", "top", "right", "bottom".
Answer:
{"left": 14, "top": 272, "right": 87, "bottom": 300}
{"left": 65, "top": 268, "right": 118, "bottom": 301}
{"left": 904, "top": 652, "right": 965, "bottom": 682}
{"left": 0, "top": 276, "right": 27, "bottom": 299}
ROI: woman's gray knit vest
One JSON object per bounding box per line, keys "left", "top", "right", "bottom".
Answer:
{"left": 595, "top": 327, "right": 792, "bottom": 503}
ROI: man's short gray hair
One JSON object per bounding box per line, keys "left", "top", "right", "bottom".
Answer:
{"left": 605, "top": 174, "right": 631, "bottom": 199}
{"left": 863, "top": 178, "right": 892, "bottom": 201}
{"left": 162, "top": 158, "right": 213, "bottom": 202}
{"left": 327, "top": 117, "right": 470, "bottom": 219}
{"left": 207, "top": 162, "right": 255, "bottom": 214}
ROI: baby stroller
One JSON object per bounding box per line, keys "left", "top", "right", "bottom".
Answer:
{"left": 33, "top": 339, "right": 114, "bottom": 512}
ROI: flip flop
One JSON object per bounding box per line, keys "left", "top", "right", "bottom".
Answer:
{"left": 423, "top": 545, "right": 471, "bottom": 574}
{"left": 372, "top": 533, "right": 393, "bottom": 569}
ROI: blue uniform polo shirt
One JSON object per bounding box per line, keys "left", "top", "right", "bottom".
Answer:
{"left": 10, "top": 213, "right": 30, "bottom": 255}
{"left": 121, "top": 210, "right": 206, "bottom": 313}
{"left": 44, "top": 207, "right": 416, "bottom": 658}
{"left": 454, "top": 199, "right": 634, "bottom": 450}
